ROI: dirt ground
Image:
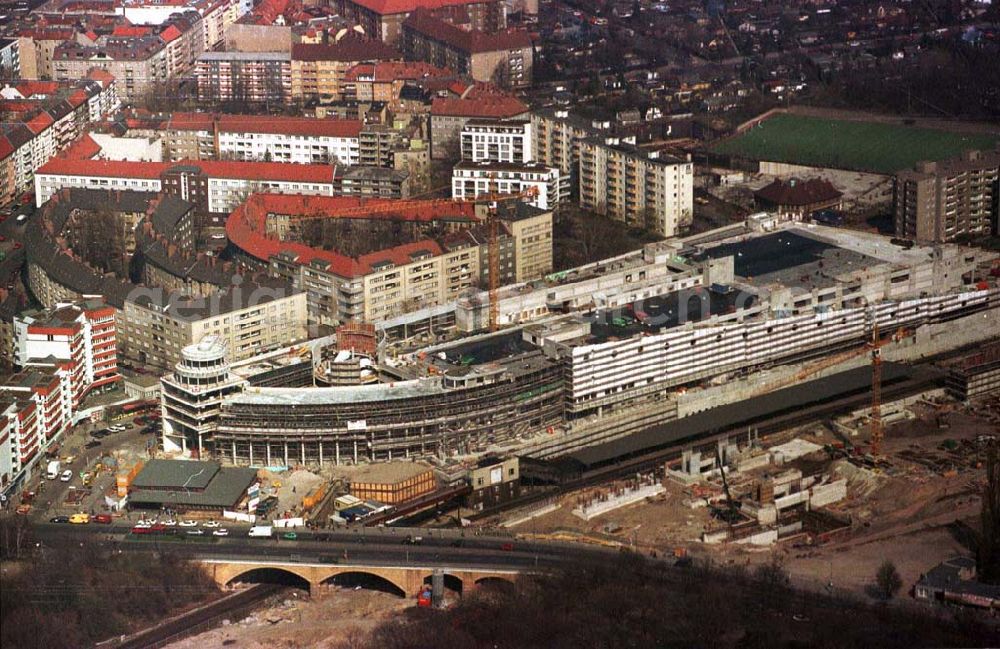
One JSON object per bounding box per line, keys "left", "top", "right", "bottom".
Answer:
{"left": 166, "top": 587, "right": 409, "bottom": 649}
{"left": 507, "top": 398, "right": 998, "bottom": 599}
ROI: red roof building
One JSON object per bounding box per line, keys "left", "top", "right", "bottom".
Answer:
{"left": 754, "top": 178, "right": 843, "bottom": 217}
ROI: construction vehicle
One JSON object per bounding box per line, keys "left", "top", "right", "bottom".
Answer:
{"left": 714, "top": 445, "right": 739, "bottom": 527}
{"left": 285, "top": 184, "right": 538, "bottom": 332}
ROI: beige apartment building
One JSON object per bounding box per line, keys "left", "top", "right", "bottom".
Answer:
{"left": 290, "top": 38, "right": 401, "bottom": 102}
{"left": 894, "top": 148, "right": 1000, "bottom": 243}
{"left": 119, "top": 283, "right": 308, "bottom": 371}
{"left": 578, "top": 136, "right": 693, "bottom": 237}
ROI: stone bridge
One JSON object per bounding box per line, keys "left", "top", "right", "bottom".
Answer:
{"left": 200, "top": 559, "right": 522, "bottom": 597}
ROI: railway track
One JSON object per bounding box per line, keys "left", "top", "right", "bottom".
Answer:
{"left": 103, "top": 583, "right": 285, "bottom": 649}
{"left": 468, "top": 370, "right": 942, "bottom": 522}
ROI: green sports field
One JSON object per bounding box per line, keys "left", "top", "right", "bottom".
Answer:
{"left": 711, "top": 113, "right": 1000, "bottom": 175}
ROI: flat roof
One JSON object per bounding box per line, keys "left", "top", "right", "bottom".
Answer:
{"left": 694, "top": 230, "right": 879, "bottom": 289}
{"left": 551, "top": 362, "right": 940, "bottom": 471}
{"left": 349, "top": 461, "right": 432, "bottom": 485}
{"left": 587, "top": 286, "right": 756, "bottom": 341}
{"left": 130, "top": 460, "right": 257, "bottom": 508}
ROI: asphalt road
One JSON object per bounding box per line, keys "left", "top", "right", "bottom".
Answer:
{"left": 33, "top": 521, "right": 620, "bottom": 573}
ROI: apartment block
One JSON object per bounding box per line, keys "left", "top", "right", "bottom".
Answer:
{"left": 331, "top": 0, "right": 505, "bottom": 45}
{"left": 332, "top": 165, "right": 410, "bottom": 199}
{"left": 430, "top": 87, "right": 528, "bottom": 159}
{"left": 158, "top": 112, "right": 362, "bottom": 164}
{"left": 460, "top": 119, "right": 532, "bottom": 163}
{"left": 13, "top": 299, "right": 119, "bottom": 406}
{"left": 52, "top": 13, "right": 204, "bottom": 102}
{"left": 0, "top": 366, "right": 72, "bottom": 458}
{"left": 894, "top": 148, "right": 1000, "bottom": 243}
{"left": 402, "top": 9, "right": 532, "bottom": 87}
{"left": 290, "top": 37, "right": 402, "bottom": 102}
{"left": 34, "top": 158, "right": 338, "bottom": 213}
{"left": 578, "top": 136, "right": 693, "bottom": 237}
{"left": 195, "top": 51, "right": 291, "bottom": 104}
{"left": 452, "top": 161, "right": 560, "bottom": 210}
{"left": 119, "top": 282, "right": 308, "bottom": 371}
{"left": 0, "top": 72, "right": 121, "bottom": 204}
{"left": 0, "top": 38, "right": 19, "bottom": 77}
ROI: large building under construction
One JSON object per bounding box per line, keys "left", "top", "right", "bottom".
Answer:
{"left": 163, "top": 221, "right": 1000, "bottom": 466}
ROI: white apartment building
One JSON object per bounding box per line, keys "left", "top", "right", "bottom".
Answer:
{"left": 460, "top": 119, "right": 533, "bottom": 164}
{"left": 34, "top": 158, "right": 337, "bottom": 212}
{"left": 578, "top": 136, "right": 693, "bottom": 237}
{"left": 452, "top": 161, "right": 562, "bottom": 210}
{"left": 34, "top": 160, "right": 163, "bottom": 206}
{"left": 158, "top": 113, "right": 362, "bottom": 165}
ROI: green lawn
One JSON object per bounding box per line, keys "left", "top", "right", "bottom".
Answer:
{"left": 711, "top": 114, "right": 1000, "bottom": 174}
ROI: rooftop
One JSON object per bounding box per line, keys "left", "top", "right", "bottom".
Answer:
{"left": 129, "top": 459, "right": 257, "bottom": 509}
{"left": 349, "top": 461, "right": 433, "bottom": 485}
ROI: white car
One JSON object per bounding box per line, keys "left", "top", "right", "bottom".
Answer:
{"left": 133, "top": 520, "right": 153, "bottom": 529}
{"left": 201, "top": 520, "right": 221, "bottom": 528}
{"left": 161, "top": 519, "right": 177, "bottom": 527}
{"left": 59, "top": 470, "right": 72, "bottom": 482}
{"left": 178, "top": 519, "right": 198, "bottom": 527}
{"left": 109, "top": 425, "right": 125, "bottom": 432}
{"left": 213, "top": 528, "right": 229, "bottom": 537}
{"left": 210, "top": 233, "right": 226, "bottom": 240}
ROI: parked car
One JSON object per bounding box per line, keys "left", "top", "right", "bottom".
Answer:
{"left": 49, "top": 515, "right": 70, "bottom": 523}
{"left": 282, "top": 532, "right": 298, "bottom": 540}
{"left": 500, "top": 542, "right": 514, "bottom": 551}
{"left": 69, "top": 513, "right": 90, "bottom": 524}
{"left": 178, "top": 520, "right": 198, "bottom": 527}
{"left": 85, "top": 440, "right": 101, "bottom": 449}
{"left": 93, "top": 514, "right": 112, "bottom": 524}
{"left": 59, "top": 470, "right": 72, "bottom": 482}
{"left": 201, "top": 520, "right": 220, "bottom": 528}
{"left": 213, "top": 529, "right": 229, "bottom": 537}
{"left": 186, "top": 529, "right": 205, "bottom": 536}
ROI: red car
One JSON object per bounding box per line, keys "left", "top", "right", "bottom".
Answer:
{"left": 131, "top": 525, "right": 152, "bottom": 535}
{"left": 500, "top": 542, "right": 514, "bottom": 551}
{"left": 94, "top": 514, "right": 112, "bottom": 524}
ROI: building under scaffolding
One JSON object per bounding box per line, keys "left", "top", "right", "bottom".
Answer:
{"left": 214, "top": 346, "right": 563, "bottom": 466}
{"left": 946, "top": 344, "right": 1000, "bottom": 401}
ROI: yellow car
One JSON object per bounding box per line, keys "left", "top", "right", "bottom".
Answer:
{"left": 69, "top": 513, "right": 90, "bottom": 524}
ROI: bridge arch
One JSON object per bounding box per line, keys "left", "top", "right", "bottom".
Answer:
{"left": 422, "top": 572, "right": 464, "bottom": 595}
{"left": 322, "top": 571, "right": 407, "bottom": 598}
{"left": 225, "top": 566, "right": 312, "bottom": 592}
{"left": 473, "top": 576, "right": 516, "bottom": 592}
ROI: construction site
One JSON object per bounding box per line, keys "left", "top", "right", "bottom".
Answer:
{"left": 491, "top": 345, "right": 999, "bottom": 599}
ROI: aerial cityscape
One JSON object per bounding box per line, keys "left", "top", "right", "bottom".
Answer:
{"left": 0, "top": 0, "right": 997, "bottom": 646}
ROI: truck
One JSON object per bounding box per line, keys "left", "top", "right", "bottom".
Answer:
{"left": 248, "top": 525, "right": 273, "bottom": 538}
{"left": 46, "top": 460, "right": 61, "bottom": 480}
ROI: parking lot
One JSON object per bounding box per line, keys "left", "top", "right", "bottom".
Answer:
{"left": 22, "top": 411, "right": 162, "bottom": 524}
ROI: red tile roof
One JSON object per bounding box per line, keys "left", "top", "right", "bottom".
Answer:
{"left": 15, "top": 81, "right": 61, "bottom": 98}
{"left": 159, "top": 24, "right": 182, "bottom": 42}
{"left": 86, "top": 68, "right": 116, "bottom": 87}
{"left": 37, "top": 158, "right": 337, "bottom": 184}
{"left": 25, "top": 112, "right": 55, "bottom": 135}
{"left": 112, "top": 25, "right": 152, "bottom": 37}
{"left": 431, "top": 91, "right": 527, "bottom": 118}
{"left": 291, "top": 36, "right": 401, "bottom": 62}
{"left": 404, "top": 9, "right": 532, "bottom": 52}
{"left": 347, "top": 0, "right": 488, "bottom": 16}
{"left": 60, "top": 134, "right": 102, "bottom": 160}
{"left": 0, "top": 137, "right": 14, "bottom": 160}
{"left": 166, "top": 113, "right": 363, "bottom": 138}
{"left": 37, "top": 158, "right": 168, "bottom": 179}
{"left": 226, "top": 193, "right": 478, "bottom": 277}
